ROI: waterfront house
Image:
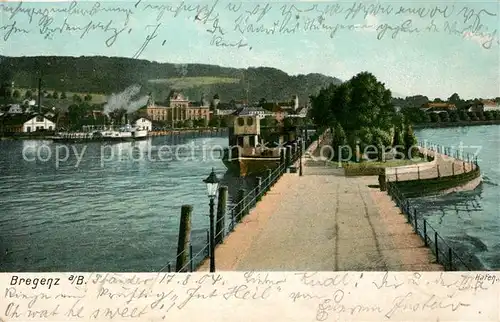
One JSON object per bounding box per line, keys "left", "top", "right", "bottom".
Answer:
{"left": 467, "top": 99, "right": 500, "bottom": 112}
{"left": 421, "top": 102, "right": 457, "bottom": 113}
{"left": 23, "top": 115, "right": 56, "bottom": 132}
{"left": 1, "top": 114, "right": 55, "bottom": 133}
{"left": 145, "top": 92, "right": 210, "bottom": 126}
{"left": 134, "top": 117, "right": 152, "bottom": 131}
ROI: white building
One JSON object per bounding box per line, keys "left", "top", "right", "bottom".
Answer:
{"left": 134, "top": 117, "right": 152, "bottom": 131}
{"left": 7, "top": 104, "right": 23, "bottom": 114}
{"left": 23, "top": 115, "right": 56, "bottom": 132}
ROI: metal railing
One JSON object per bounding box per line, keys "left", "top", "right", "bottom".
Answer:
{"left": 386, "top": 140, "right": 481, "bottom": 271}
{"left": 159, "top": 139, "right": 305, "bottom": 273}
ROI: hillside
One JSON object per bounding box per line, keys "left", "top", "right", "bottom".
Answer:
{"left": 0, "top": 56, "right": 342, "bottom": 104}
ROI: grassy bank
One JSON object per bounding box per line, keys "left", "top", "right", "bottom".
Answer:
{"left": 334, "top": 157, "right": 432, "bottom": 176}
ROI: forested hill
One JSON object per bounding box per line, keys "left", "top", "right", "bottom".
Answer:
{"left": 0, "top": 55, "right": 342, "bottom": 103}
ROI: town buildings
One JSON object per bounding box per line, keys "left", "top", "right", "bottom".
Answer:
{"left": 145, "top": 92, "right": 211, "bottom": 126}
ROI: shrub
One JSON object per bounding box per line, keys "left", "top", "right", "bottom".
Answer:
{"left": 448, "top": 110, "right": 459, "bottom": 122}
{"left": 459, "top": 110, "right": 470, "bottom": 121}
{"left": 484, "top": 111, "right": 493, "bottom": 120}
{"left": 439, "top": 111, "right": 450, "bottom": 122}
{"left": 468, "top": 112, "right": 479, "bottom": 121}
{"left": 429, "top": 113, "right": 440, "bottom": 122}
{"left": 476, "top": 111, "right": 485, "bottom": 120}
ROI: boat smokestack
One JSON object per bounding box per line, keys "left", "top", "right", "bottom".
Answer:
{"left": 124, "top": 113, "right": 128, "bottom": 125}
{"left": 38, "top": 78, "right": 42, "bottom": 114}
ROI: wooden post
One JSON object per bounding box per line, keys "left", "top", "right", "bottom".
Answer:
{"left": 280, "top": 148, "right": 285, "bottom": 166}
{"left": 437, "top": 164, "right": 440, "bottom": 177}
{"left": 256, "top": 177, "right": 262, "bottom": 201}
{"left": 215, "top": 186, "right": 228, "bottom": 245}
{"left": 176, "top": 205, "right": 192, "bottom": 272}
{"left": 378, "top": 174, "right": 387, "bottom": 191}
{"left": 452, "top": 162, "right": 455, "bottom": 175}
{"left": 395, "top": 168, "right": 398, "bottom": 182}
{"left": 286, "top": 145, "right": 292, "bottom": 168}
{"left": 448, "top": 247, "right": 453, "bottom": 271}
{"left": 434, "top": 232, "right": 439, "bottom": 263}
{"left": 463, "top": 160, "right": 466, "bottom": 173}
{"left": 414, "top": 209, "right": 418, "bottom": 233}
{"left": 237, "top": 189, "right": 246, "bottom": 221}
{"left": 417, "top": 166, "right": 420, "bottom": 180}
{"left": 423, "top": 219, "right": 427, "bottom": 246}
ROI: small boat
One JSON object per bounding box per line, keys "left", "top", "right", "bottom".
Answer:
{"left": 52, "top": 124, "right": 149, "bottom": 143}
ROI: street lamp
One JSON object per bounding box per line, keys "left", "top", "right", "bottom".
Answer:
{"left": 203, "top": 167, "right": 220, "bottom": 272}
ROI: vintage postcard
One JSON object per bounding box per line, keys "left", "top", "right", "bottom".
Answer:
{"left": 0, "top": 0, "right": 499, "bottom": 320}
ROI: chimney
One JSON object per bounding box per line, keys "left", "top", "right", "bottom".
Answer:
{"left": 38, "top": 78, "right": 42, "bottom": 114}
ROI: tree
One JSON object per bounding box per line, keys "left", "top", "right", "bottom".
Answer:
{"left": 433, "top": 98, "right": 444, "bottom": 103}
{"left": 448, "top": 110, "right": 459, "bottom": 122}
{"left": 25, "top": 90, "right": 33, "bottom": 99}
{"left": 403, "top": 123, "right": 418, "bottom": 159}
{"left": 439, "top": 111, "right": 450, "bottom": 122}
{"left": 476, "top": 111, "right": 485, "bottom": 121}
{"left": 484, "top": 111, "right": 493, "bottom": 121}
{"left": 459, "top": 110, "right": 469, "bottom": 121}
{"left": 61, "top": 92, "right": 67, "bottom": 99}
{"left": 468, "top": 112, "right": 478, "bottom": 121}
{"left": 429, "top": 113, "right": 439, "bottom": 122}
{"left": 12, "top": 89, "right": 21, "bottom": 100}
{"left": 84, "top": 94, "right": 92, "bottom": 102}
{"left": 73, "top": 94, "right": 82, "bottom": 103}
{"left": 447, "top": 93, "right": 461, "bottom": 105}
{"left": 52, "top": 92, "right": 59, "bottom": 99}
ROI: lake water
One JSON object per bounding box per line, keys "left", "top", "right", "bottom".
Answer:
{"left": 0, "top": 134, "right": 255, "bottom": 272}
{"left": 414, "top": 125, "right": 500, "bottom": 270}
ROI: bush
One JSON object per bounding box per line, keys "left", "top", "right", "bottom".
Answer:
{"left": 448, "top": 110, "right": 459, "bottom": 122}
{"left": 429, "top": 113, "right": 440, "bottom": 122}
{"left": 484, "top": 111, "right": 493, "bottom": 120}
{"left": 494, "top": 111, "right": 500, "bottom": 120}
{"left": 439, "top": 111, "right": 450, "bottom": 122}
{"left": 476, "top": 111, "right": 485, "bottom": 120}
{"left": 468, "top": 112, "right": 479, "bottom": 121}
{"left": 459, "top": 110, "right": 470, "bottom": 121}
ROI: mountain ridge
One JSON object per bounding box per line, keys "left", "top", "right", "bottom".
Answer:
{"left": 0, "top": 55, "right": 343, "bottom": 104}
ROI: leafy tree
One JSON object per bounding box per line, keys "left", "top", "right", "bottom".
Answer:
{"left": 439, "top": 111, "right": 450, "bottom": 122}
{"left": 459, "top": 110, "right": 470, "bottom": 121}
{"left": 448, "top": 110, "right": 459, "bottom": 122}
{"left": 185, "top": 119, "right": 194, "bottom": 128}
{"left": 468, "top": 112, "right": 478, "bottom": 121}
{"left": 73, "top": 94, "right": 82, "bottom": 103}
{"left": 52, "top": 92, "right": 59, "bottom": 99}
{"left": 332, "top": 123, "right": 347, "bottom": 160}
{"left": 61, "top": 92, "right": 67, "bottom": 99}
{"left": 484, "top": 111, "right": 493, "bottom": 120}
{"left": 403, "top": 124, "right": 418, "bottom": 159}
{"left": 25, "top": 90, "right": 33, "bottom": 99}
{"left": 433, "top": 98, "right": 444, "bottom": 103}
{"left": 476, "top": 111, "right": 485, "bottom": 121}
{"left": 84, "top": 94, "right": 92, "bottom": 102}
{"left": 429, "top": 113, "right": 439, "bottom": 122}
{"left": 12, "top": 89, "right": 21, "bottom": 99}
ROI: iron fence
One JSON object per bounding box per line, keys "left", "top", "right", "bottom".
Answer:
{"left": 159, "top": 139, "right": 305, "bottom": 272}
{"left": 386, "top": 140, "right": 481, "bottom": 271}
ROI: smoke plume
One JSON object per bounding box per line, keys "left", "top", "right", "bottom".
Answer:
{"left": 103, "top": 85, "right": 149, "bottom": 115}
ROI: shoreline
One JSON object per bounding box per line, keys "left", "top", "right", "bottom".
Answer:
{"left": 413, "top": 120, "right": 500, "bottom": 129}
{"left": 0, "top": 128, "right": 228, "bottom": 141}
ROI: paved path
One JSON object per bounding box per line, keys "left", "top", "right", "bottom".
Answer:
{"left": 197, "top": 164, "right": 442, "bottom": 272}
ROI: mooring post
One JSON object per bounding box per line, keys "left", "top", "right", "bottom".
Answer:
{"left": 286, "top": 145, "right": 292, "bottom": 168}
{"left": 423, "top": 219, "right": 428, "bottom": 246}
{"left": 448, "top": 247, "right": 453, "bottom": 271}
{"left": 452, "top": 162, "right": 455, "bottom": 175}
{"left": 189, "top": 243, "right": 194, "bottom": 272}
{"left": 414, "top": 209, "right": 418, "bottom": 233}
{"left": 437, "top": 164, "right": 441, "bottom": 177}
{"left": 395, "top": 168, "right": 398, "bottom": 182}
{"left": 215, "top": 185, "right": 228, "bottom": 245}
{"left": 434, "top": 232, "right": 439, "bottom": 263}
{"left": 237, "top": 189, "right": 246, "bottom": 222}
{"left": 463, "top": 160, "right": 466, "bottom": 173}
{"left": 176, "top": 205, "right": 192, "bottom": 272}
{"left": 256, "top": 177, "right": 262, "bottom": 201}
{"left": 417, "top": 166, "right": 420, "bottom": 180}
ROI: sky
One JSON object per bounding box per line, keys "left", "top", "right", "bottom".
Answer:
{"left": 1, "top": 0, "right": 499, "bottom": 100}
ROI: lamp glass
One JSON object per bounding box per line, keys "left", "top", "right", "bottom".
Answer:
{"left": 206, "top": 182, "right": 219, "bottom": 198}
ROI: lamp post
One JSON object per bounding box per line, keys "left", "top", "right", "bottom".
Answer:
{"left": 299, "top": 126, "right": 303, "bottom": 176}
{"left": 203, "top": 168, "right": 220, "bottom": 273}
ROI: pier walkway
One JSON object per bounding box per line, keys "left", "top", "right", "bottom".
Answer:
{"left": 197, "top": 163, "right": 443, "bottom": 272}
